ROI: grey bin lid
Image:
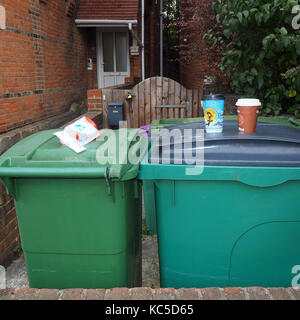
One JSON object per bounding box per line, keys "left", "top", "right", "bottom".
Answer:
{"left": 149, "top": 121, "right": 300, "bottom": 167}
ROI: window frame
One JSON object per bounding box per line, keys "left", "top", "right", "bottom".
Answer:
{"left": 96, "top": 28, "right": 130, "bottom": 88}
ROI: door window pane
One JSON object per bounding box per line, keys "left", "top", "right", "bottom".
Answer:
{"left": 115, "top": 32, "right": 127, "bottom": 73}
{"left": 102, "top": 32, "right": 114, "bottom": 72}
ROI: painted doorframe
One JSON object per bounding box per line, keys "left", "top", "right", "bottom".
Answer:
{"left": 96, "top": 27, "right": 130, "bottom": 89}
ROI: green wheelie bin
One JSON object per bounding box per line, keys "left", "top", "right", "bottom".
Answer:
{"left": 139, "top": 120, "right": 300, "bottom": 288}
{"left": 0, "top": 128, "right": 146, "bottom": 289}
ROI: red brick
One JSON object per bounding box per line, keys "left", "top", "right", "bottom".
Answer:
{"left": 0, "top": 0, "right": 88, "bottom": 134}
{"left": 94, "top": 104, "right": 103, "bottom": 110}
{"left": 13, "top": 288, "right": 39, "bottom": 300}
{"left": 130, "top": 287, "right": 153, "bottom": 300}
{"left": 87, "top": 90, "right": 102, "bottom": 98}
{"left": 88, "top": 99, "right": 102, "bottom": 104}
{"left": 0, "top": 289, "right": 15, "bottom": 300}
{"left": 267, "top": 288, "right": 293, "bottom": 300}
{"left": 175, "top": 288, "right": 200, "bottom": 300}
{"left": 105, "top": 288, "right": 131, "bottom": 300}
{"left": 36, "top": 289, "right": 60, "bottom": 300}
{"left": 85, "top": 289, "right": 106, "bottom": 300}
{"left": 246, "top": 287, "right": 269, "bottom": 300}
{"left": 224, "top": 287, "right": 246, "bottom": 300}
{"left": 77, "top": 0, "right": 139, "bottom": 20}
{"left": 0, "top": 288, "right": 298, "bottom": 300}
{"left": 152, "top": 288, "right": 176, "bottom": 300}
{"left": 179, "top": 2, "right": 229, "bottom": 90}
{"left": 60, "top": 289, "right": 85, "bottom": 300}
{"left": 200, "top": 287, "right": 223, "bottom": 300}
{"left": 289, "top": 288, "right": 300, "bottom": 300}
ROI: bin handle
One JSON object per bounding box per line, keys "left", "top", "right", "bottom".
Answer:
{"left": 0, "top": 167, "right": 109, "bottom": 199}
{"left": 237, "top": 170, "right": 290, "bottom": 188}
{"left": 104, "top": 167, "right": 115, "bottom": 202}
{"left": 0, "top": 167, "right": 108, "bottom": 178}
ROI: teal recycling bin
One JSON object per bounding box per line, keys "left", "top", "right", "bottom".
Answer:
{"left": 139, "top": 120, "right": 300, "bottom": 288}
{"left": 144, "top": 116, "right": 299, "bottom": 235}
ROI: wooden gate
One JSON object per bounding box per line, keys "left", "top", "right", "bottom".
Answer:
{"left": 102, "top": 77, "right": 203, "bottom": 128}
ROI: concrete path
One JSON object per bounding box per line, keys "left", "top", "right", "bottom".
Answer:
{"left": 5, "top": 255, "right": 29, "bottom": 289}
{"left": 142, "top": 235, "right": 160, "bottom": 288}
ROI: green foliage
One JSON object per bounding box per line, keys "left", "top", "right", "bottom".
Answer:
{"left": 282, "top": 65, "right": 300, "bottom": 116}
{"left": 207, "top": 0, "right": 300, "bottom": 116}
{"left": 142, "top": 223, "right": 149, "bottom": 236}
{"left": 13, "top": 245, "right": 22, "bottom": 254}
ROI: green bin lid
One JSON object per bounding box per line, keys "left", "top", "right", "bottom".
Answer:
{"left": 0, "top": 129, "right": 147, "bottom": 181}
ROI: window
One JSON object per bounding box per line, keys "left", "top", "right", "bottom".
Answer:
{"left": 102, "top": 32, "right": 128, "bottom": 73}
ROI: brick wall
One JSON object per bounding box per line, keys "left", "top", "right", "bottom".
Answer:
{"left": 87, "top": 89, "right": 103, "bottom": 111}
{"left": 179, "top": 2, "right": 230, "bottom": 91}
{"left": 180, "top": 33, "right": 230, "bottom": 90}
{"left": 125, "top": 51, "right": 141, "bottom": 84}
{"left": 144, "top": 0, "right": 161, "bottom": 78}
{"left": 0, "top": 183, "right": 20, "bottom": 265}
{"left": 0, "top": 0, "right": 89, "bottom": 133}
{"left": 0, "top": 0, "right": 90, "bottom": 265}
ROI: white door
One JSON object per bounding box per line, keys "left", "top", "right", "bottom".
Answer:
{"left": 97, "top": 30, "right": 130, "bottom": 88}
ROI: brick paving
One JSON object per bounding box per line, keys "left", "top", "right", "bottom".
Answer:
{"left": 0, "top": 287, "right": 299, "bottom": 300}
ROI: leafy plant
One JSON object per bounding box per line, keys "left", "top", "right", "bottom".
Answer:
{"left": 206, "top": 0, "right": 300, "bottom": 116}
{"left": 13, "top": 245, "right": 22, "bottom": 254}
{"left": 142, "top": 223, "right": 149, "bottom": 236}
{"left": 282, "top": 64, "right": 300, "bottom": 116}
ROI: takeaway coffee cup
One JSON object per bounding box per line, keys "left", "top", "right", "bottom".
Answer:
{"left": 236, "top": 98, "right": 261, "bottom": 134}
{"left": 202, "top": 94, "right": 225, "bottom": 133}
